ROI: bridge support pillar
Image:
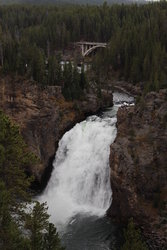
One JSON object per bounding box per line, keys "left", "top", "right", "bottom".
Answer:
{"left": 81, "top": 45, "right": 84, "bottom": 57}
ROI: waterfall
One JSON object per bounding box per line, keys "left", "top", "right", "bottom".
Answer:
{"left": 39, "top": 92, "right": 134, "bottom": 231}
{"left": 39, "top": 108, "right": 118, "bottom": 229}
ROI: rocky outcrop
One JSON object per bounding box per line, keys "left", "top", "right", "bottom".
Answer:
{"left": 108, "top": 89, "right": 167, "bottom": 249}
{"left": 0, "top": 76, "right": 113, "bottom": 188}
{"left": 113, "top": 80, "right": 143, "bottom": 97}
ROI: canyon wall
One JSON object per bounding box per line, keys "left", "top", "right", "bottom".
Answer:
{"left": 0, "top": 76, "right": 113, "bottom": 188}
{"left": 108, "top": 89, "right": 167, "bottom": 249}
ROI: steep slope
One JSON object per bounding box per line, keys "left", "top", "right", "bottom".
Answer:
{"left": 0, "top": 76, "right": 113, "bottom": 188}
{"left": 108, "top": 89, "right": 167, "bottom": 249}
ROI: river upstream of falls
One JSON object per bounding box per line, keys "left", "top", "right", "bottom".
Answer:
{"left": 39, "top": 92, "right": 134, "bottom": 250}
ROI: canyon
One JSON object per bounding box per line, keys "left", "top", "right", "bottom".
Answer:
{"left": 0, "top": 76, "right": 113, "bottom": 188}
{"left": 108, "top": 89, "right": 167, "bottom": 249}
{"left": 0, "top": 76, "right": 167, "bottom": 249}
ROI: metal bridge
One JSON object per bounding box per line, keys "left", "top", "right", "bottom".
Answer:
{"left": 75, "top": 41, "right": 107, "bottom": 57}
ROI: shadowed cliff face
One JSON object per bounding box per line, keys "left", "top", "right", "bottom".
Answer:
{"left": 0, "top": 76, "right": 113, "bottom": 188}
{"left": 108, "top": 89, "right": 167, "bottom": 249}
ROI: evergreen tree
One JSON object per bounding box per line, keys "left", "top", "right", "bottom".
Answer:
{"left": 43, "top": 223, "right": 64, "bottom": 250}
{"left": 62, "top": 62, "right": 73, "bottom": 100}
{"left": 25, "top": 201, "right": 49, "bottom": 250}
{"left": 72, "top": 64, "right": 81, "bottom": 99}
{"left": 0, "top": 110, "right": 36, "bottom": 209}
{"left": 0, "top": 181, "right": 30, "bottom": 250}
{"left": 0, "top": 111, "right": 64, "bottom": 250}
{"left": 143, "top": 54, "right": 150, "bottom": 81}
{"left": 0, "top": 3, "right": 166, "bottom": 91}
{"left": 48, "top": 55, "right": 62, "bottom": 86}
{"left": 30, "top": 45, "right": 46, "bottom": 85}
{"left": 80, "top": 65, "right": 87, "bottom": 90}
{"left": 0, "top": 25, "right": 3, "bottom": 67}
{"left": 121, "top": 218, "right": 148, "bottom": 250}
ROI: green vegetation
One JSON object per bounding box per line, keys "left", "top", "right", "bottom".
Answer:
{"left": 92, "top": 2, "right": 167, "bottom": 91}
{"left": 0, "top": 0, "right": 141, "bottom": 5}
{"left": 121, "top": 218, "right": 148, "bottom": 250}
{"left": 0, "top": 2, "right": 166, "bottom": 95}
{"left": 0, "top": 110, "right": 64, "bottom": 250}
{"left": 62, "top": 63, "right": 88, "bottom": 100}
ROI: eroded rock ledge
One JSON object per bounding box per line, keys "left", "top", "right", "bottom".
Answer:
{"left": 108, "top": 89, "right": 167, "bottom": 249}
{"left": 0, "top": 76, "right": 113, "bottom": 189}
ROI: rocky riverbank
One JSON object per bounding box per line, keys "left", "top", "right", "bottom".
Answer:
{"left": 108, "top": 89, "right": 167, "bottom": 249}
{"left": 0, "top": 76, "right": 113, "bottom": 189}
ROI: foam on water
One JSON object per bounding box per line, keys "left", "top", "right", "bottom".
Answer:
{"left": 39, "top": 92, "right": 134, "bottom": 231}
{"left": 39, "top": 110, "right": 118, "bottom": 229}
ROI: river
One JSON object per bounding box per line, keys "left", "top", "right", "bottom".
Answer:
{"left": 39, "top": 92, "right": 134, "bottom": 250}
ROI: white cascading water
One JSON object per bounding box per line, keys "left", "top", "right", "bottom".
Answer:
{"left": 39, "top": 92, "right": 134, "bottom": 232}
{"left": 39, "top": 109, "right": 118, "bottom": 229}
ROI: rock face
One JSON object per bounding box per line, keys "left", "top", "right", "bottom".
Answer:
{"left": 108, "top": 90, "right": 167, "bottom": 249}
{"left": 0, "top": 76, "right": 113, "bottom": 188}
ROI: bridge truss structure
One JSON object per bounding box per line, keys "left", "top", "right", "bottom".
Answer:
{"left": 75, "top": 41, "right": 107, "bottom": 57}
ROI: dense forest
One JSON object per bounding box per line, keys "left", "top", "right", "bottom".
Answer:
{"left": 1, "top": 2, "right": 165, "bottom": 250}
{"left": 0, "top": 0, "right": 145, "bottom": 6}
{"left": 0, "top": 110, "right": 64, "bottom": 250}
{"left": 0, "top": 1, "right": 167, "bottom": 97}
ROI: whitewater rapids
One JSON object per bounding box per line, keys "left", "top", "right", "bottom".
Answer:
{"left": 39, "top": 92, "right": 134, "bottom": 232}
{"left": 39, "top": 111, "right": 117, "bottom": 229}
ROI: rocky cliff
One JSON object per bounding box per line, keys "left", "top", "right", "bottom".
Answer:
{"left": 108, "top": 89, "right": 167, "bottom": 249}
{"left": 0, "top": 76, "right": 113, "bottom": 189}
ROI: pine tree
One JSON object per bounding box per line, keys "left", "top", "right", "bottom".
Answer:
{"left": 43, "top": 223, "right": 65, "bottom": 250}
{"left": 62, "top": 62, "right": 73, "bottom": 100}
{"left": 0, "top": 110, "right": 36, "bottom": 210}
{"left": 0, "top": 181, "right": 30, "bottom": 250}
{"left": 30, "top": 45, "right": 46, "bottom": 85}
{"left": 25, "top": 201, "right": 49, "bottom": 250}
{"left": 0, "top": 25, "right": 3, "bottom": 67}
{"left": 72, "top": 64, "right": 81, "bottom": 100}
{"left": 0, "top": 111, "right": 64, "bottom": 250}
{"left": 80, "top": 65, "right": 87, "bottom": 90}
{"left": 121, "top": 218, "right": 148, "bottom": 250}
{"left": 130, "top": 57, "right": 141, "bottom": 83}
{"left": 143, "top": 54, "right": 150, "bottom": 81}
{"left": 48, "top": 56, "right": 62, "bottom": 86}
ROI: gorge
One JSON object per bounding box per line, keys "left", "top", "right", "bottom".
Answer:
{"left": 1, "top": 76, "right": 166, "bottom": 249}
{"left": 0, "top": 76, "right": 167, "bottom": 249}
{"left": 0, "top": 2, "right": 167, "bottom": 249}
{"left": 0, "top": 76, "right": 113, "bottom": 188}
{"left": 108, "top": 90, "right": 167, "bottom": 249}
{"left": 38, "top": 92, "right": 134, "bottom": 250}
